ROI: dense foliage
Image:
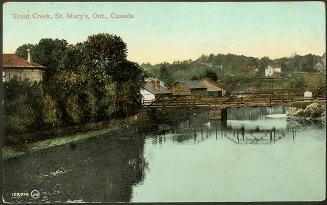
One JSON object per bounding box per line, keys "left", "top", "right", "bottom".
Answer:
{"left": 5, "top": 33, "right": 145, "bottom": 135}
{"left": 143, "top": 53, "right": 326, "bottom": 91}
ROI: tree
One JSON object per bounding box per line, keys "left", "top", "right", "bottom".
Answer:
{"left": 42, "top": 94, "right": 62, "bottom": 127}
{"left": 3, "top": 78, "right": 43, "bottom": 134}
{"left": 82, "top": 33, "right": 143, "bottom": 118}
{"left": 15, "top": 44, "right": 35, "bottom": 59}
{"left": 82, "top": 33, "right": 127, "bottom": 69}
{"left": 11, "top": 33, "right": 146, "bottom": 130}
{"left": 63, "top": 43, "right": 84, "bottom": 71}
{"left": 159, "top": 63, "right": 174, "bottom": 86}
{"left": 113, "top": 61, "right": 145, "bottom": 117}
{"left": 258, "top": 57, "right": 272, "bottom": 74}
{"left": 202, "top": 70, "right": 218, "bottom": 81}
{"left": 30, "top": 38, "right": 69, "bottom": 81}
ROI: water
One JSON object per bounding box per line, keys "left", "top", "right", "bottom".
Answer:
{"left": 2, "top": 108, "right": 326, "bottom": 202}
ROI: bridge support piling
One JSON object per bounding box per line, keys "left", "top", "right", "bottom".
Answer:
{"left": 273, "top": 128, "right": 276, "bottom": 142}
{"left": 215, "top": 125, "right": 217, "bottom": 140}
{"left": 237, "top": 131, "right": 239, "bottom": 143}
{"left": 221, "top": 108, "right": 228, "bottom": 127}
{"left": 241, "top": 127, "right": 245, "bottom": 141}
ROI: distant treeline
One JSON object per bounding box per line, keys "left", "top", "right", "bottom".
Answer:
{"left": 142, "top": 53, "right": 326, "bottom": 91}
{"left": 4, "top": 33, "right": 146, "bottom": 136}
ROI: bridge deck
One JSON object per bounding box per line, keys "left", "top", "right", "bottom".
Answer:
{"left": 143, "top": 94, "right": 325, "bottom": 109}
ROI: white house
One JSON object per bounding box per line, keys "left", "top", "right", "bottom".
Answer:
{"left": 141, "top": 78, "right": 172, "bottom": 103}
{"left": 314, "top": 62, "right": 325, "bottom": 73}
{"left": 304, "top": 91, "right": 313, "bottom": 98}
{"left": 265, "top": 64, "right": 282, "bottom": 77}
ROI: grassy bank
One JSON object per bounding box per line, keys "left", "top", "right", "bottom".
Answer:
{"left": 2, "top": 110, "right": 154, "bottom": 160}
{"left": 2, "top": 121, "right": 138, "bottom": 160}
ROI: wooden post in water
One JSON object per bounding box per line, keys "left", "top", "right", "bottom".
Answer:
{"left": 295, "top": 130, "right": 296, "bottom": 138}
{"left": 270, "top": 131, "right": 272, "bottom": 143}
{"left": 273, "top": 128, "right": 276, "bottom": 142}
{"left": 237, "top": 131, "right": 239, "bottom": 143}
{"left": 241, "top": 126, "right": 245, "bottom": 141}
{"left": 221, "top": 108, "right": 228, "bottom": 127}
{"left": 215, "top": 125, "right": 217, "bottom": 140}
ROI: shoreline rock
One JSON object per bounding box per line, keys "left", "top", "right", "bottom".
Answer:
{"left": 286, "top": 102, "right": 326, "bottom": 120}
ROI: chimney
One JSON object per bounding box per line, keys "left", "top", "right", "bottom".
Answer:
{"left": 27, "top": 48, "right": 31, "bottom": 63}
{"left": 150, "top": 79, "right": 155, "bottom": 90}
{"left": 155, "top": 80, "right": 160, "bottom": 91}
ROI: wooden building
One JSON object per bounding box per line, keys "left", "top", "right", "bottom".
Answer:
{"left": 2, "top": 51, "right": 44, "bottom": 82}
{"left": 141, "top": 78, "right": 172, "bottom": 103}
{"left": 169, "top": 80, "right": 208, "bottom": 97}
{"left": 199, "top": 78, "right": 226, "bottom": 97}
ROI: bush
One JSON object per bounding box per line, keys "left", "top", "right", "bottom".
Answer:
{"left": 5, "top": 94, "right": 35, "bottom": 134}
{"left": 42, "top": 94, "right": 62, "bottom": 127}
{"left": 66, "top": 94, "right": 84, "bottom": 123}
{"left": 4, "top": 78, "right": 42, "bottom": 134}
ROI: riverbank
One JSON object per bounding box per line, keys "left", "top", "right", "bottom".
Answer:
{"left": 286, "top": 101, "right": 326, "bottom": 120}
{"left": 2, "top": 112, "right": 155, "bottom": 160}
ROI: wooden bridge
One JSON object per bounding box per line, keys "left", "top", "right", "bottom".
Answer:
{"left": 143, "top": 77, "right": 325, "bottom": 111}
{"left": 142, "top": 92, "right": 325, "bottom": 110}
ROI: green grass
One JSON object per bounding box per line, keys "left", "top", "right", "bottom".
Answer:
{"left": 2, "top": 122, "right": 131, "bottom": 160}
{"left": 303, "top": 73, "right": 326, "bottom": 90}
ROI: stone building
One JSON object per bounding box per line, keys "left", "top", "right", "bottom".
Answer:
{"left": 2, "top": 50, "right": 44, "bottom": 82}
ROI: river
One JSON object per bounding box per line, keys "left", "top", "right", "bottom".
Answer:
{"left": 2, "top": 107, "right": 326, "bottom": 202}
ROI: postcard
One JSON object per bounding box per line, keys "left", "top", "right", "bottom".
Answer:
{"left": 1, "top": 1, "right": 326, "bottom": 203}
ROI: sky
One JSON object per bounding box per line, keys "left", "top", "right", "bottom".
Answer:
{"left": 3, "top": 2, "right": 326, "bottom": 64}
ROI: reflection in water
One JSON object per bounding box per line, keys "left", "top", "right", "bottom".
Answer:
{"left": 227, "top": 105, "right": 285, "bottom": 121}
{"left": 133, "top": 115, "right": 325, "bottom": 202}
{"left": 3, "top": 133, "right": 147, "bottom": 203}
{"left": 3, "top": 108, "right": 326, "bottom": 202}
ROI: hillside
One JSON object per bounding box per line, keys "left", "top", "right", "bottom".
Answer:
{"left": 141, "top": 53, "right": 326, "bottom": 93}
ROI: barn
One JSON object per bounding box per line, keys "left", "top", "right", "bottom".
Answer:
{"left": 199, "top": 78, "right": 226, "bottom": 97}
{"left": 169, "top": 80, "right": 208, "bottom": 97}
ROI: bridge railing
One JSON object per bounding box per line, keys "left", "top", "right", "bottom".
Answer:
{"left": 142, "top": 93, "right": 324, "bottom": 107}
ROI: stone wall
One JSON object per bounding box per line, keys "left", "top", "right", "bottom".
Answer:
{"left": 3, "top": 68, "right": 43, "bottom": 82}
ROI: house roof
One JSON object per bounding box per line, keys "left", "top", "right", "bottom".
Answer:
{"left": 182, "top": 80, "right": 207, "bottom": 89}
{"left": 143, "top": 81, "right": 171, "bottom": 95}
{"left": 200, "top": 78, "right": 225, "bottom": 91}
{"left": 2, "top": 54, "right": 45, "bottom": 69}
{"left": 271, "top": 64, "right": 281, "bottom": 68}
